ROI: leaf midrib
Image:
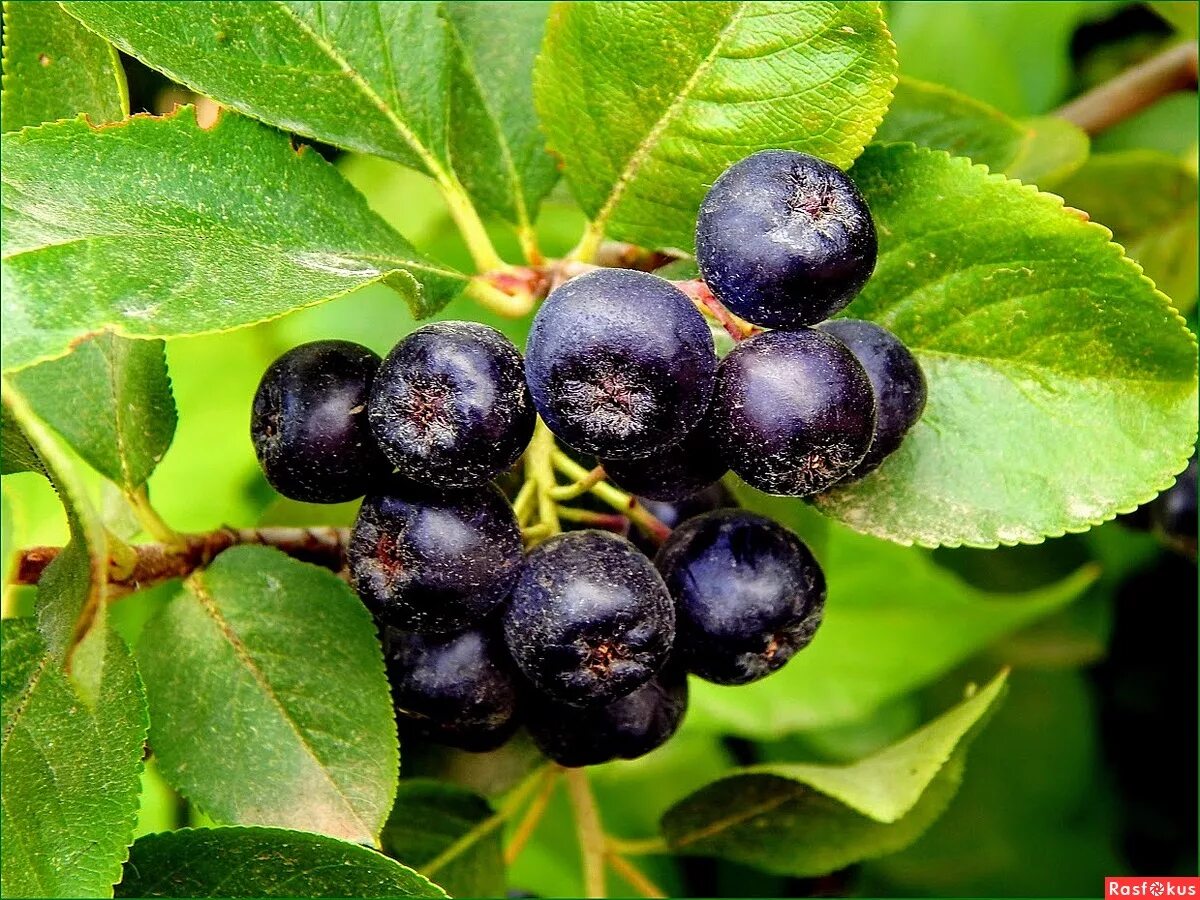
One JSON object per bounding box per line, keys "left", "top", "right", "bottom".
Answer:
{"left": 186, "top": 570, "right": 373, "bottom": 841}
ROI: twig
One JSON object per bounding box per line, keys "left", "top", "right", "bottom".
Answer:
{"left": 1056, "top": 40, "right": 1198, "bottom": 135}
{"left": 555, "top": 507, "right": 632, "bottom": 535}
{"left": 548, "top": 465, "right": 607, "bottom": 501}
{"left": 12, "top": 526, "right": 349, "bottom": 590}
{"left": 504, "top": 767, "right": 561, "bottom": 866}
{"left": 565, "top": 768, "right": 607, "bottom": 898}
{"left": 605, "top": 851, "right": 667, "bottom": 899}
{"left": 672, "top": 279, "right": 761, "bottom": 341}
{"left": 550, "top": 451, "right": 672, "bottom": 544}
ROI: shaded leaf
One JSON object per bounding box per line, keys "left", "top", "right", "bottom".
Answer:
{"left": 116, "top": 827, "right": 446, "bottom": 898}
{"left": 688, "top": 524, "right": 1093, "bottom": 737}
{"left": 1006, "top": 115, "right": 1090, "bottom": 186}
{"left": 1, "top": 108, "right": 464, "bottom": 374}
{"left": 1, "top": 618, "right": 148, "bottom": 897}
{"left": 534, "top": 0, "right": 897, "bottom": 250}
{"left": 813, "top": 144, "right": 1198, "bottom": 547}
{"left": 12, "top": 334, "right": 176, "bottom": 490}
{"left": 382, "top": 780, "right": 505, "bottom": 899}
{"left": 1057, "top": 150, "right": 1199, "bottom": 314}
{"left": 0, "top": 0, "right": 127, "bottom": 133}
{"left": 445, "top": 1, "right": 558, "bottom": 235}
{"left": 136, "top": 546, "right": 397, "bottom": 844}
{"left": 661, "top": 671, "right": 1007, "bottom": 877}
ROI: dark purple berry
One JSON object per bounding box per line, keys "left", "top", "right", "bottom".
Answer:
{"left": 250, "top": 340, "right": 388, "bottom": 503}
{"left": 601, "top": 408, "right": 728, "bottom": 501}
{"left": 696, "top": 150, "right": 877, "bottom": 329}
{"left": 1152, "top": 454, "right": 1197, "bottom": 556}
{"left": 384, "top": 627, "right": 520, "bottom": 752}
{"left": 524, "top": 269, "right": 717, "bottom": 459}
{"left": 656, "top": 510, "right": 825, "bottom": 685}
{"left": 350, "top": 482, "right": 521, "bottom": 633}
{"left": 712, "top": 329, "right": 876, "bottom": 496}
{"left": 502, "top": 530, "right": 675, "bottom": 707}
{"left": 369, "top": 322, "right": 534, "bottom": 489}
{"left": 818, "top": 319, "right": 926, "bottom": 479}
{"left": 526, "top": 666, "right": 688, "bottom": 767}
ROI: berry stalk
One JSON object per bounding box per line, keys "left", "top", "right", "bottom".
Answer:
{"left": 565, "top": 767, "right": 607, "bottom": 898}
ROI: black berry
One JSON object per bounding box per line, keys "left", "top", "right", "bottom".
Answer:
{"left": 250, "top": 340, "right": 388, "bottom": 503}
{"left": 525, "top": 666, "right": 688, "bottom": 767}
{"left": 384, "top": 626, "right": 520, "bottom": 752}
{"left": 350, "top": 482, "right": 522, "bottom": 633}
{"left": 1152, "top": 454, "right": 1197, "bottom": 556}
{"left": 502, "top": 530, "right": 675, "bottom": 707}
{"left": 818, "top": 319, "right": 927, "bottom": 480}
{"left": 601, "top": 408, "right": 728, "bottom": 501}
{"left": 712, "top": 329, "right": 876, "bottom": 495}
{"left": 524, "top": 268, "right": 717, "bottom": 459}
{"left": 696, "top": 150, "right": 877, "bottom": 328}
{"left": 656, "top": 509, "right": 825, "bottom": 685}
{"left": 369, "top": 322, "right": 534, "bottom": 489}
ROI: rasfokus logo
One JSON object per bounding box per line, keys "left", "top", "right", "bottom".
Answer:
{"left": 1106, "top": 878, "right": 1200, "bottom": 897}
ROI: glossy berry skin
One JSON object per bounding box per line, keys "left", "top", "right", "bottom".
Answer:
{"left": 250, "top": 340, "right": 388, "bottom": 503}
{"left": 502, "top": 530, "right": 675, "bottom": 707}
{"left": 696, "top": 150, "right": 877, "bottom": 328}
{"left": 656, "top": 510, "right": 825, "bottom": 685}
{"left": 384, "top": 627, "right": 520, "bottom": 752}
{"left": 526, "top": 666, "right": 688, "bottom": 767}
{"left": 712, "top": 329, "right": 876, "bottom": 496}
{"left": 525, "top": 268, "right": 717, "bottom": 459}
{"left": 818, "top": 319, "right": 926, "bottom": 480}
{"left": 350, "top": 482, "right": 522, "bottom": 633}
{"left": 601, "top": 409, "right": 728, "bottom": 501}
{"left": 369, "top": 322, "right": 534, "bottom": 489}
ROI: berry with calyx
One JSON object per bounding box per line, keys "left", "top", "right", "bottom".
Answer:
{"left": 696, "top": 150, "right": 877, "bottom": 329}
{"left": 369, "top": 322, "right": 534, "bottom": 489}
{"left": 250, "top": 340, "right": 389, "bottom": 503}
{"left": 350, "top": 482, "right": 522, "bottom": 633}
{"left": 601, "top": 408, "right": 728, "bottom": 501}
{"left": 525, "top": 665, "right": 688, "bottom": 767}
{"left": 656, "top": 509, "right": 825, "bottom": 685}
{"left": 384, "top": 626, "right": 520, "bottom": 752}
{"left": 524, "top": 268, "right": 717, "bottom": 459}
{"left": 818, "top": 319, "right": 926, "bottom": 480}
{"left": 712, "top": 329, "right": 876, "bottom": 496}
{"left": 502, "top": 530, "right": 675, "bottom": 707}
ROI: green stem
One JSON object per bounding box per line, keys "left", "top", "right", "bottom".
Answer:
{"left": 127, "top": 485, "right": 184, "bottom": 547}
{"left": 517, "top": 223, "right": 545, "bottom": 267}
{"left": 606, "top": 850, "right": 667, "bottom": 899}
{"left": 504, "top": 766, "right": 561, "bottom": 865}
{"left": 435, "top": 172, "right": 506, "bottom": 273}
{"left": 422, "top": 763, "right": 552, "bottom": 880}
{"left": 565, "top": 768, "right": 607, "bottom": 898}
{"left": 466, "top": 276, "right": 535, "bottom": 318}
{"left": 606, "top": 835, "right": 670, "bottom": 856}
{"left": 550, "top": 451, "right": 671, "bottom": 544}
{"left": 548, "top": 465, "right": 607, "bottom": 501}
{"left": 527, "top": 419, "right": 561, "bottom": 535}
{"left": 512, "top": 479, "right": 538, "bottom": 526}
{"left": 569, "top": 220, "right": 605, "bottom": 264}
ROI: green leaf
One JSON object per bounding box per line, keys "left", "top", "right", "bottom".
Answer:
{"left": 0, "top": 0, "right": 127, "bottom": 133}
{"left": 1, "top": 618, "right": 148, "bottom": 898}
{"left": 1149, "top": 2, "right": 1199, "bottom": 38}
{"left": 381, "top": 780, "right": 505, "bottom": 900}
{"left": 445, "top": 1, "right": 558, "bottom": 235}
{"left": 660, "top": 670, "right": 1007, "bottom": 877}
{"left": 813, "top": 144, "right": 1198, "bottom": 547}
{"left": 534, "top": 1, "right": 897, "bottom": 251}
{"left": 876, "top": 76, "right": 1089, "bottom": 184}
{"left": 11, "top": 334, "right": 176, "bottom": 490}
{"left": 115, "top": 827, "right": 446, "bottom": 898}
{"left": 688, "top": 524, "right": 1093, "bottom": 737}
{"left": 136, "top": 545, "right": 397, "bottom": 844}
{"left": 1057, "top": 150, "right": 1199, "bottom": 314}
{"left": 1, "top": 108, "right": 464, "bottom": 374}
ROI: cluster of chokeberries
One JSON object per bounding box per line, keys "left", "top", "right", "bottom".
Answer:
{"left": 249, "top": 150, "right": 926, "bottom": 766}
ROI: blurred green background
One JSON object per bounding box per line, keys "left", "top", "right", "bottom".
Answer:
{"left": 2, "top": 2, "right": 1196, "bottom": 896}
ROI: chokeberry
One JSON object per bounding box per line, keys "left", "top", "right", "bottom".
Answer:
{"left": 1152, "top": 454, "right": 1197, "bottom": 556}
{"left": 656, "top": 510, "right": 825, "bottom": 685}
{"left": 350, "top": 482, "right": 522, "bottom": 633}
{"left": 524, "top": 269, "right": 717, "bottom": 459}
{"left": 696, "top": 150, "right": 877, "bottom": 329}
{"left": 369, "top": 322, "right": 535, "bottom": 489}
{"left": 526, "top": 666, "right": 688, "bottom": 767}
{"left": 601, "top": 408, "right": 728, "bottom": 501}
{"left": 818, "top": 319, "right": 927, "bottom": 480}
{"left": 502, "top": 530, "right": 675, "bottom": 707}
{"left": 384, "top": 626, "right": 520, "bottom": 752}
{"left": 250, "top": 340, "right": 388, "bottom": 503}
{"left": 712, "top": 329, "right": 876, "bottom": 496}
